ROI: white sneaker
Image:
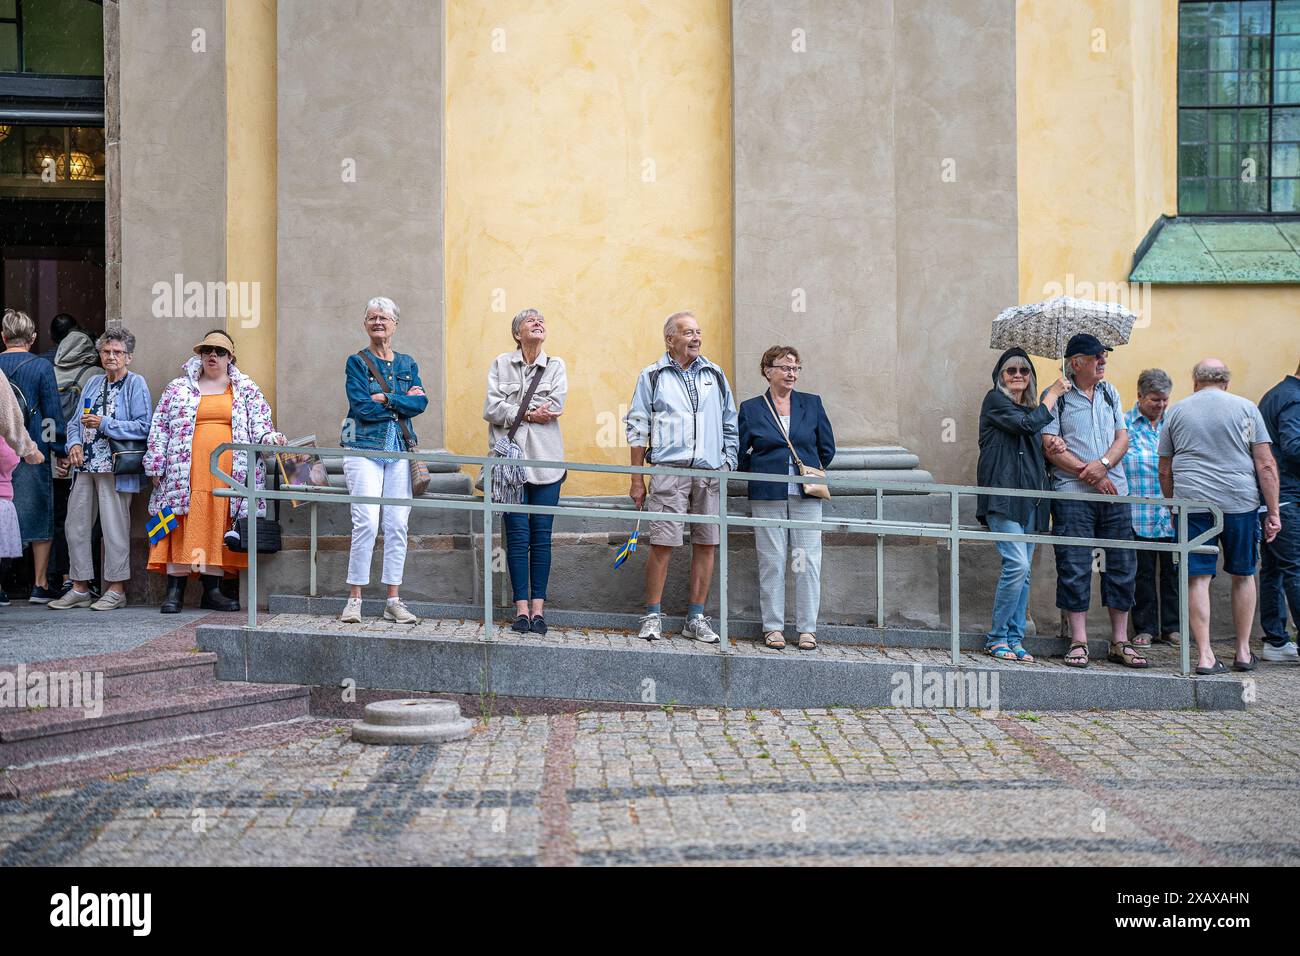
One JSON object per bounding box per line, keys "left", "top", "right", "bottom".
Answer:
{"left": 637, "top": 612, "right": 663, "bottom": 641}
{"left": 47, "top": 588, "right": 94, "bottom": 609}
{"left": 382, "top": 599, "right": 419, "bottom": 624}
{"left": 339, "top": 598, "right": 363, "bottom": 624}
{"left": 90, "top": 590, "right": 127, "bottom": 611}
{"left": 1260, "top": 641, "right": 1299, "bottom": 663}
{"left": 682, "top": 614, "right": 720, "bottom": 644}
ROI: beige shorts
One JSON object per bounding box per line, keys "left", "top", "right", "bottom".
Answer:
{"left": 645, "top": 473, "right": 720, "bottom": 547}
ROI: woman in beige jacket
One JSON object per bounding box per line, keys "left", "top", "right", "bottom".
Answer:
{"left": 0, "top": 368, "right": 43, "bottom": 464}
{"left": 484, "top": 308, "right": 567, "bottom": 635}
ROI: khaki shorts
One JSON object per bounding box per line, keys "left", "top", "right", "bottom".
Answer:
{"left": 645, "top": 473, "right": 720, "bottom": 547}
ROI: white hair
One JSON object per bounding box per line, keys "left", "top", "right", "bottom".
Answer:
{"left": 364, "top": 296, "right": 399, "bottom": 322}
{"left": 663, "top": 310, "right": 695, "bottom": 338}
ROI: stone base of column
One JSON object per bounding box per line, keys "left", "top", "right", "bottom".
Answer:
{"left": 823, "top": 446, "right": 934, "bottom": 495}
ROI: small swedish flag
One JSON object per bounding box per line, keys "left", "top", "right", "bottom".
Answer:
{"left": 147, "top": 506, "right": 177, "bottom": 545}
{"left": 613, "top": 521, "right": 640, "bottom": 569}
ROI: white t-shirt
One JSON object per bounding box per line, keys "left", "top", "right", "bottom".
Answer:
{"left": 779, "top": 414, "right": 800, "bottom": 496}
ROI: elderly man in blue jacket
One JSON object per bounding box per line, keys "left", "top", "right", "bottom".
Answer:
{"left": 625, "top": 311, "right": 738, "bottom": 643}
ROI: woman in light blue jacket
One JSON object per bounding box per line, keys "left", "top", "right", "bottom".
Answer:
{"left": 48, "top": 328, "right": 152, "bottom": 611}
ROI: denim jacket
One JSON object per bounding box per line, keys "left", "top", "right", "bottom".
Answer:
{"left": 342, "top": 349, "right": 427, "bottom": 450}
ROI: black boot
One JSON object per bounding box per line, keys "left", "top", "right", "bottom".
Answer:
{"left": 200, "top": 574, "right": 240, "bottom": 612}
{"left": 160, "top": 575, "right": 188, "bottom": 614}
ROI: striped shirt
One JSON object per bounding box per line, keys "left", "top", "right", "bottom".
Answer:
{"left": 1041, "top": 379, "right": 1129, "bottom": 495}
{"left": 1123, "top": 404, "right": 1173, "bottom": 538}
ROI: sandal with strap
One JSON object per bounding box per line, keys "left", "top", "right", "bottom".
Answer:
{"left": 986, "top": 640, "right": 1017, "bottom": 661}
{"left": 1108, "top": 641, "right": 1149, "bottom": 669}
{"left": 764, "top": 631, "right": 786, "bottom": 649}
{"left": 1064, "top": 641, "right": 1089, "bottom": 668}
{"left": 797, "top": 633, "right": 817, "bottom": 650}
{"left": 1007, "top": 640, "right": 1035, "bottom": 663}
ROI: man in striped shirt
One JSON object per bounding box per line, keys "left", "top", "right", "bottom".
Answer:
{"left": 1041, "top": 334, "right": 1144, "bottom": 668}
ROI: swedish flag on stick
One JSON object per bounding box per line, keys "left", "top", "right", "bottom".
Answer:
{"left": 147, "top": 506, "right": 177, "bottom": 545}
{"left": 613, "top": 521, "right": 640, "bottom": 569}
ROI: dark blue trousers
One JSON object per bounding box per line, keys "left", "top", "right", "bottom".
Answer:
{"left": 504, "top": 479, "right": 563, "bottom": 602}
{"left": 1051, "top": 498, "right": 1136, "bottom": 613}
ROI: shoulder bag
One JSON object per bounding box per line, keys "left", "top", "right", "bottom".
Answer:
{"left": 763, "top": 393, "right": 830, "bottom": 500}
{"left": 358, "top": 350, "right": 430, "bottom": 496}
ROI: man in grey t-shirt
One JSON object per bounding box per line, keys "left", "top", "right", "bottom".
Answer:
{"left": 1158, "top": 359, "right": 1281, "bottom": 674}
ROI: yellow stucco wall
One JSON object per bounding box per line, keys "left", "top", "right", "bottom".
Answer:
{"left": 225, "top": 0, "right": 277, "bottom": 406}
{"left": 1016, "top": 0, "right": 1300, "bottom": 407}
{"left": 444, "top": 0, "right": 733, "bottom": 495}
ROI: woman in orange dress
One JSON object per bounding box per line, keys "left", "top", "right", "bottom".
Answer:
{"left": 144, "top": 330, "right": 285, "bottom": 612}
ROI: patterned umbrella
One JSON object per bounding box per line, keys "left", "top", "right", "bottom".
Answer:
{"left": 990, "top": 296, "right": 1136, "bottom": 359}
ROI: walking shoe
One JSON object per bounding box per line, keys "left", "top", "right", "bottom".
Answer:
{"left": 530, "top": 615, "right": 548, "bottom": 635}
{"left": 511, "top": 614, "right": 531, "bottom": 633}
{"left": 91, "top": 590, "right": 127, "bottom": 611}
{"left": 383, "top": 599, "right": 419, "bottom": 624}
{"left": 637, "top": 612, "right": 664, "bottom": 641}
{"left": 1260, "top": 640, "right": 1299, "bottom": 663}
{"left": 28, "top": 584, "right": 59, "bottom": 604}
{"left": 0, "top": 591, "right": 9, "bottom": 606}
{"left": 339, "top": 597, "right": 363, "bottom": 624}
{"left": 47, "top": 588, "right": 94, "bottom": 609}
{"left": 682, "top": 614, "right": 720, "bottom": 644}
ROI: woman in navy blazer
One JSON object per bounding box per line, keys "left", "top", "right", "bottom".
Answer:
{"left": 737, "top": 346, "right": 835, "bottom": 650}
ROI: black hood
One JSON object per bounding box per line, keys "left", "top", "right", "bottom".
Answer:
{"left": 991, "top": 347, "right": 1031, "bottom": 386}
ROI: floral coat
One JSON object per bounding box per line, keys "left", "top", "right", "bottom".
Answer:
{"left": 144, "top": 356, "right": 283, "bottom": 519}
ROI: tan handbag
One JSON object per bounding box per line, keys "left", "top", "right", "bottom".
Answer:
{"left": 763, "top": 394, "right": 830, "bottom": 500}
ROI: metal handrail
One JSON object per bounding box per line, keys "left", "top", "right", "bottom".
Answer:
{"left": 209, "top": 443, "right": 1224, "bottom": 676}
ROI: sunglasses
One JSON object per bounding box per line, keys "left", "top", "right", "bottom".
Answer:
{"left": 199, "top": 345, "right": 231, "bottom": 358}
{"left": 1003, "top": 365, "right": 1032, "bottom": 376}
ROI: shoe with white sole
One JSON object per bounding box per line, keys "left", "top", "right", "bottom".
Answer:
{"left": 637, "top": 612, "right": 663, "bottom": 641}
{"left": 681, "top": 614, "right": 720, "bottom": 644}
{"left": 1260, "top": 640, "right": 1299, "bottom": 663}
{"left": 90, "top": 590, "right": 127, "bottom": 611}
{"left": 47, "top": 588, "right": 94, "bottom": 609}
{"left": 382, "top": 599, "right": 419, "bottom": 624}
{"left": 339, "top": 598, "right": 363, "bottom": 624}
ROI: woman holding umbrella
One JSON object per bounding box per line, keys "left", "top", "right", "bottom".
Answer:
{"left": 976, "top": 348, "right": 1070, "bottom": 661}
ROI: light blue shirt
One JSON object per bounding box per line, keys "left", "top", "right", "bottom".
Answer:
{"left": 1041, "top": 379, "right": 1128, "bottom": 495}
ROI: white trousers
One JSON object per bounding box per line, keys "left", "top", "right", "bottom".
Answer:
{"left": 344, "top": 456, "right": 412, "bottom": 586}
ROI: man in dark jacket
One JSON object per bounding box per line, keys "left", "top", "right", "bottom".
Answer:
{"left": 976, "top": 347, "right": 1070, "bottom": 661}
{"left": 1259, "top": 358, "right": 1300, "bottom": 662}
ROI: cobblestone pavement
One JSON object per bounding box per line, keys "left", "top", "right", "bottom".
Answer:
{"left": 2, "top": 639, "right": 1296, "bottom": 866}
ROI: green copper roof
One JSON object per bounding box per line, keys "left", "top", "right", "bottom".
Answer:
{"left": 1129, "top": 217, "right": 1300, "bottom": 284}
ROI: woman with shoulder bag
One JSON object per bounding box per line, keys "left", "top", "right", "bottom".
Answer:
{"left": 483, "top": 308, "right": 567, "bottom": 635}
{"left": 737, "top": 345, "right": 835, "bottom": 651}
{"left": 339, "top": 297, "right": 428, "bottom": 625}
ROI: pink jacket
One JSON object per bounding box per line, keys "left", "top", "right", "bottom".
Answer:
{"left": 144, "top": 356, "right": 283, "bottom": 518}
{"left": 0, "top": 435, "right": 17, "bottom": 499}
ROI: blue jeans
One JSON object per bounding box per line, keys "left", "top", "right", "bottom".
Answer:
{"left": 504, "top": 479, "right": 563, "bottom": 602}
{"left": 1261, "top": 500, "right": 1300, "bottom": 645}
{"left": 986, "top": 513, "right": 1036, "bottom": 646}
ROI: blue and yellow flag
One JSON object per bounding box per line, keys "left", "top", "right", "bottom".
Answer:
{"left": 147, "top": 506, "right": 177, "bottom": 545}
{"left": 613, "top": 521, "right": 640, "bottom": 569}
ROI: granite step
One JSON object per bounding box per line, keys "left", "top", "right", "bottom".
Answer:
{"left": 0, "top": 681, "right": 311, "bottom": 767}
{"left": 2, "top": 648, "right": 218, "bottom": 698}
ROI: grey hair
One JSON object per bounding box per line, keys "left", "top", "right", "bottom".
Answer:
{"left": 663, "top": 310, "right": 695, "bottom": 339}
{"left": 1193, "top": 361, "right": 1231, "bottom": 385}
{"left": 1136, "top": 368, "right": 1172, "bottom": 396}
{"left": 995, "top": 359, "right": 1040, "bottom": 410}
{"left": 511, "top": 308, "right": 544, "bottom": 344}
{"left": 1, "top": 308, "right": 36, "bottom": 346}
{"left": 96, "top": 327, "right": 136, "bottom": 355}
{"left": 364, "top": 296, "right": 399, "bottom": 322}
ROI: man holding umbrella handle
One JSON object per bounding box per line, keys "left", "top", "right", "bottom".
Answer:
{"left": 1041, "top": 333, "right": 1144, "bottom": 668}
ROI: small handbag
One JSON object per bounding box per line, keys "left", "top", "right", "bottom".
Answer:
{"left": 478, "top": 365, "right": 544, "bottom": 504}
{"left": 764, "top": 393, "right": 830, "bottom": 500}
{"left": 108, "top": 437, "right": 146, "bottom": 475}
{"left": 358, "top": 350, "right": 430, "bottom": 496}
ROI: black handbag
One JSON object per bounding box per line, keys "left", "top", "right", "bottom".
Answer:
{"left": 108, "top": 437, "right": 146, "bottom": 475}
{"left": 225, "top": 431, "right": 283, "bottom": 554}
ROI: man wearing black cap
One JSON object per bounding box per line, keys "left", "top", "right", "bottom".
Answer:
{"left": 1041, "top": 333, "right": 1144, "bottom": 668}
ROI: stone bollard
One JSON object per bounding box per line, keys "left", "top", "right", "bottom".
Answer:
{"left": 351, "top": 698, "right": 474, "bottom": 745}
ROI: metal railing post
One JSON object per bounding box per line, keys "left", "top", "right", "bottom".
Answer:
{"left": 949, "top": 491, "right": 960, "bottom": 665}
{"left": 718, "top": 475, "right": 729, "bottom": 653}
{"left": 1178, "top": 505, "right": 1190, "bottom": 677}
{"left": 309, "top": 501, "right": 318, "bottom": 598}
{"left": 246, "top": 456, "right": 257, "bottom": 629}
{"left": 875, "top": 487, "right": 884, "bottom": 627}
{"left": 482, "top": 461, "right": 494, "bottom": 641}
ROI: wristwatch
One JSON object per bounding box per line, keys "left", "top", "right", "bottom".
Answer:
{"left": 1100, "top": 456, "right": 1111, "bottom": 468}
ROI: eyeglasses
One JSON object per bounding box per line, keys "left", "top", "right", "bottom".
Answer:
{"left": 99, "top": 349, "right": 128, "bottom": 358}
{"left": 366, "top": 315, "right": 393, "bottom": 324}
{"left": 771, "top": 365, "right": 802, "bottom": 374}
{"left": 1003, "top": 366, "right": 1032, "bottom": 376}
{"left": 199, "top": 345, "right": 230, "bottom": 357}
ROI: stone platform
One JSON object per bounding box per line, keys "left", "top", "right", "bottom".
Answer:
{"left": 196, "top": 613, "right": 1246, "bottom": 713}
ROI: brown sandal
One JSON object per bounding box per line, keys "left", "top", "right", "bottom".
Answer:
{"left": 1064, "top": 641, "right": 1089, "bottom": 668}
{"left": 764, "top": 631, "right": 786, "bottom": 649}
{"left": 797, "top": 633, "right": 817, "bottom": 650}
{"left": 1108, "top": 641, "right": 1149, "bottom": 668}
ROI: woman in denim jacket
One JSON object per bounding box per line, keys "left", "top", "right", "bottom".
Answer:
{"left": 339, "top": 296, "right": 428, "bottom": 625}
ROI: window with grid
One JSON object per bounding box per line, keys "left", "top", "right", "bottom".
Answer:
{"left": 1179, "top": 0, "right": 1300, "bottom": 214}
